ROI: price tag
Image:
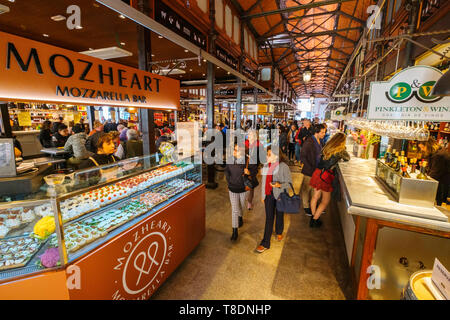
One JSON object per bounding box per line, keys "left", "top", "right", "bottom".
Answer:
{"left": 431, "top": 258, "right": 450, "bottom": 300}
{"left": 17, "top": 111, "right": 32, "bottom": 126}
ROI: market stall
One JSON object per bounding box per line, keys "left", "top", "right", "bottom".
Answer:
{"left": 0, "top": 31, "right": 205, "bottom": 300}
{"left": 333, "top": 66, "right": 450, "bottom": 300}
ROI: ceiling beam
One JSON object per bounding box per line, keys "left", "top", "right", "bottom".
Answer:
{"left": 244, "top": 0, "right": 264, "bottom": 15}
{"left": 260, "top": 27, "right": 361, "bottom": 42}
{"left": 337, "top": 10, "right": 364, "bottom": 25}
{"left": 242, "top": 0, "right": 355, "bottom": 20}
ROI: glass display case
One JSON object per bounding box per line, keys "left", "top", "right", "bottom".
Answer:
{"left": 0, "top": 154, "right": 202, "bottom": 283}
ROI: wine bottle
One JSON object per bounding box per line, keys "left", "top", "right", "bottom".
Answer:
{"left": 390, "top": 152, "right": 398, "bottom": 169}
{"left": 416, "top": 160, "right": 428, "bottom": 180}
{"left": 384, "top": 146, "right": 391, "bottom": 164}
{"left": 410, "top": 158, "right": 417, "bottom": 174}
{"left": 401, "top": 163, "right": 411, "bottom": 178}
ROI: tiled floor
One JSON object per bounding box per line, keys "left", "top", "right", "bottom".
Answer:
{"left": 152, "top": 165, "right": 355, "bottom": 300}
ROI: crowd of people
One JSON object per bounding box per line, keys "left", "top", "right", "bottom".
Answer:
{"left": 223, "top": 117, "right": 350, "bottom": 253}
{"left": 38, "top": 116, "right": 175, "bottom": 169}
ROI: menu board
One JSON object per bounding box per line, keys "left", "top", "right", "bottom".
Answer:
{"left": 17, "top": 112, "right": 32, "bottom": 127}
{"left": 175, "top": 122, "right": 200, "bottom": 158}
{"left": 0, "top": 139, "right": 16, "bottom": 177}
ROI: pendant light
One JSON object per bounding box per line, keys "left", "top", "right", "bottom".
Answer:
{"left": 303, "top": 66, "right": 312, "bottom": 83}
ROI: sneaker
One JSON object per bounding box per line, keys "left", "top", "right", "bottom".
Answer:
{"left": 304, "top": 208, "right": 312, "bottom": 216}
{"left": 276, "top": 234, "right": 283, "bottom": 241}
{"left": 255, "top": 245, "right": 268, "bottom": 253}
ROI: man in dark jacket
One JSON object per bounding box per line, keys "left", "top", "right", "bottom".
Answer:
{"left": 299, "top": 123, "right": 326, "bottom": 216}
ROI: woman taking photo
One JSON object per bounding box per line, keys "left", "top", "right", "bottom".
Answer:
{"left": 309, "top": 132, "right": 350, "bottom": 228}
{"left": 225, "top": 143, "right": 248, "bottom": 242}
{"left": 418, "top": 137, "right": 450, "bottom": 206}
{"left": 256, "top": 146, "right": 292, "bottom": 253}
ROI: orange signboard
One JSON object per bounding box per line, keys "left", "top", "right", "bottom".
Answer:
{"left": 0, "top": 31, "right": 180, "bottom": 110}
{"left": 67, "top": 186, "right": 205, "bottom": 300}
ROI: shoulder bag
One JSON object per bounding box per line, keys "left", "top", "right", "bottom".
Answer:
{"left": 276, "top": 183, "right": 301, "bottom": 214}
{"left": 243, "top": 155, "right": 258, "bottom": 191}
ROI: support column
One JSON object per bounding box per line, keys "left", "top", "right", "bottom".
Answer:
{"left": 236, "top": 80, "right": 242, "bottom": 130}
{"left": 206, "top": 0, "right": 217, "bottom": 189}
{"left": 403, "top": 0, "right": 421, "bottom": 68}
{"left": 0, "top": 103, "right": 12, "bottom": 137}
{"left": 137, "top": 0, "right": 156, "bottom": 155}
{"left": 87, "top": 106, "right": 95, "bottom": 132}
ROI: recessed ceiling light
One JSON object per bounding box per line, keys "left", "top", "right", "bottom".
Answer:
{"left": 51, "top": 15, "right": 66, "bottom": 21}
{"left": 184, "top": 49, "right": 188, "bottom": 53}
{"left": 8, "top": 0, "right": 15, "bottom": 2}
{"left": 202, "top": 74, "right": 205, "bottom": 76}
{"left": 203, "top": 59, "right": 206, "bottom": 62}
{"left": 158, "top": 35, "right": 163, "bottom": 39}
{"left": 227, "top": 72, "right": 230, "bottom": 74}
{"left": 120, "top": 42, "right": 126, "bottom": 46}
{"left": 216, "top": 66, "right": 220, "bottom": 69}
{"left": 75, "top": 25, "right": 83, "bottom": 29}
{"left": 119, "top": 14, "right": 126, "bottom": 19}
{"left": 151, "top": 54, "right": 155, "bottom": 57}
{"left": 43, "top": 34, "right": 49, "bottom": 37}
{"left": 189, "top": 69, "right": 192, "bottom": 71}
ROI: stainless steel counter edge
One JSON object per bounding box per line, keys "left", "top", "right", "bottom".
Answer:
{"left": 338, "top": 160, "right": 450, "bottom": 233}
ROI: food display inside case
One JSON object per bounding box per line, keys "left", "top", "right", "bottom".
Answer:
{"left": 0, "top": 153, "right": 202, "bottom": 285}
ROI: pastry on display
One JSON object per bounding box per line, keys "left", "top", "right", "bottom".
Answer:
{"left": 34, "top": 204, "right": 54, "bottom": 217}
{"left": 0, "top": 219, "right": 9, "bottom": 238}
{"left": 0, "top": 235, "right": 42, "bottom": 270}
{"left": 0, "top": 207, "right": 39, "bottom": 238}
{"left": 62, "top": 223, "right": 107, "bottom": 253}
{"left": 139, "top": 192, "right": 168, "bottom": 208}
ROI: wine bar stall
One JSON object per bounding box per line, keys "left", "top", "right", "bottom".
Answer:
{"left": 333, "top": 66, "right": 450, "bottom": 300}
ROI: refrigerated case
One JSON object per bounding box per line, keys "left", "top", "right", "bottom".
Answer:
{"left": 0, "top": 153, "right": 204, "bottom": 299}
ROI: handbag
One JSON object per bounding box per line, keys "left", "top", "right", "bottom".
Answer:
{"left": 243, "top": 155, "right": 258, "bottom": 191}
{"left": 319, "top": 168, "right": 335, "bottom": 184}
{"left": 276, "top": 183, "right": 301, "bottom": 214}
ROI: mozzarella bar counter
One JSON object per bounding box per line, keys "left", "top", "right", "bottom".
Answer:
{"left": 335, "top": 157, "right": 450, "bottom": 300}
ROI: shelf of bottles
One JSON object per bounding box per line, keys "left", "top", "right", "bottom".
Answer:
{"left": 426, "top": 122, "right": 449, "bottom": 150}
{"left": 375, "top": 148, "right": 439, "bottom": 207}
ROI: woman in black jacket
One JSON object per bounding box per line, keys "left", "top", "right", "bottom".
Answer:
{"left": 309, "top": 132, "right": 350, "bottom": 227}
{"left": 39, "top": 120, "right": 53, "bottom": 148}
{"left": 225, "top": 143, "right": 248, "bottom": 242}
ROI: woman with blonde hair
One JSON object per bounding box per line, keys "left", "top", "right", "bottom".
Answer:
{"left": 309, "top": 132, "right": 350, "bottom": 228}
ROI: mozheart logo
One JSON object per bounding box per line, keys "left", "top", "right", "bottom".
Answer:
{"left": 113, "top": 220, "right": 173, "bottom": 300}
{"left": 123, "top": 232, "right": 167, "bottom": 294}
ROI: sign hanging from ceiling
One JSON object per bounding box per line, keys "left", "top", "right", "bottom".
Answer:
{"left": 367, "top": 66, "right": 450, "bottom": 121}
{"left": 155, "top": 1, "right": 207, "bottom": 50}
{"left": 0, "top": 31, "right": 180, "bottom": 109}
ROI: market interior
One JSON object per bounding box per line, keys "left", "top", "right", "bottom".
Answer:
{"left": 0, "top": 0, "right": 449, "bottom": 301}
